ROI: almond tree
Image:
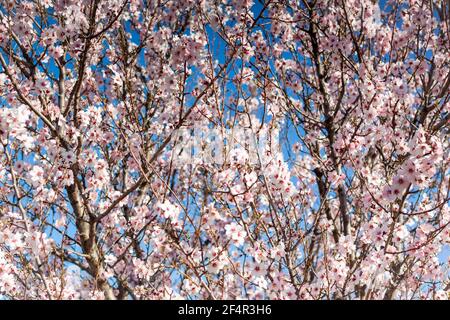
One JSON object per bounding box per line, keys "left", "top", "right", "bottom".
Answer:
{"left": 0, "top": 0, "right": 449, "bottom": 300}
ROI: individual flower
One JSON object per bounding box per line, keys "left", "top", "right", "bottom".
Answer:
{"left": 225, "top": 222, "right": 246, "bottom": 246}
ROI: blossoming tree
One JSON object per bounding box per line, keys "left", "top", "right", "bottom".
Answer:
{"left": 0, "top": 0, "right": 449, "bottom": 300}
